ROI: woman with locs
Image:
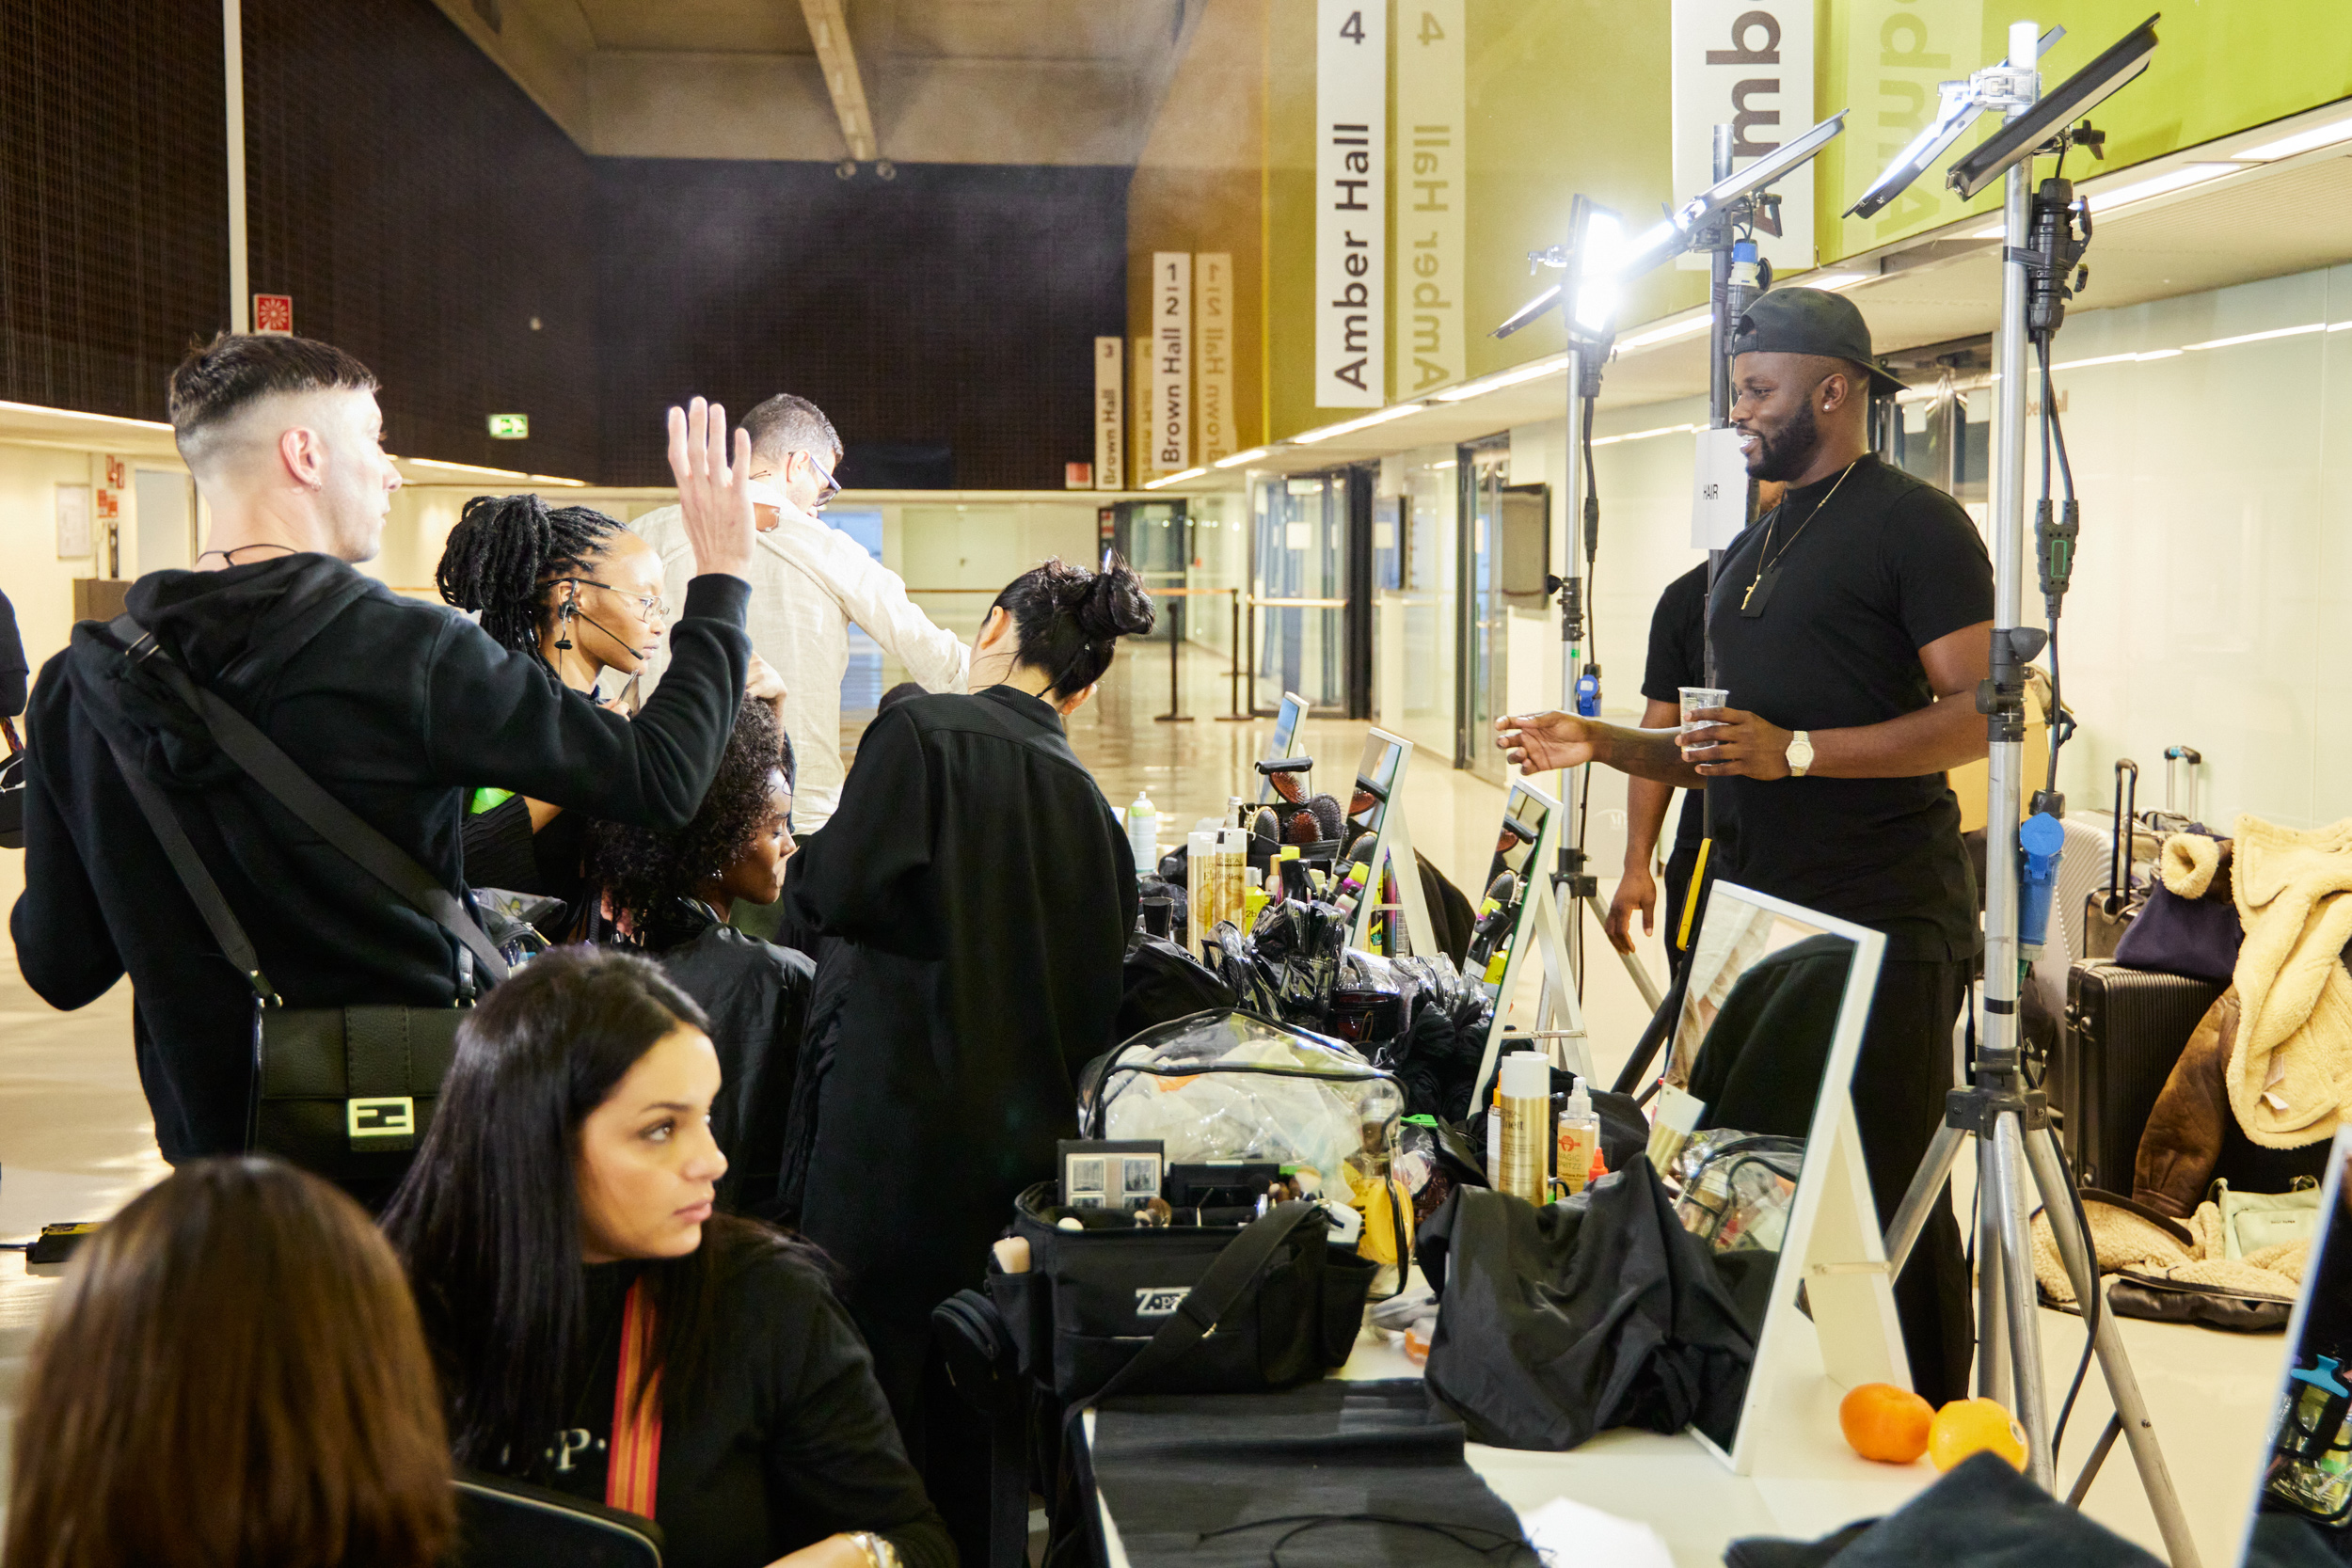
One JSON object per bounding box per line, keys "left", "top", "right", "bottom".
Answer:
{"left": 777, "top": 556, "right": 1152, "bottom": 1554}
{"left": 437, "top": 493, "right": 783, "bottom": 934}
{"left": 383, "top": 946, "right": 950, "bottom": 1568}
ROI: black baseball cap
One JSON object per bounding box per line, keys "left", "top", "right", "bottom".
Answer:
{"left": 1731, "top": 287, "right": 1907, "bottom": 396}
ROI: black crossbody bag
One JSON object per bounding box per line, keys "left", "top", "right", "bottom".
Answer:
{"left": 106, "top": 615, "right": 508, "bottom": 1185}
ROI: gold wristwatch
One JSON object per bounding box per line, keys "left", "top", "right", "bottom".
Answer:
{"left": 850, "top": 1532, "right": 901, "bottom": 1568}
{"left": 1787, "top": 731, "right": 1814, "bottom": 778}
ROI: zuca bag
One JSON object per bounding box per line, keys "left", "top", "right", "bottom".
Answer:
{"left": 106, "top": 615, "right": 508, "bottom": 1187}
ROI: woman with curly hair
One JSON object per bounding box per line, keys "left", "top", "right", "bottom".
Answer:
{"left": 586, "top": 697, "right": 805, "bottom": 1215}
{"left": 439, "top": 493, "right": 782, "bottom": 935}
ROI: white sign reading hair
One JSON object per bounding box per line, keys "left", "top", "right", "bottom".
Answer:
{"left": 1093, "top": 337, "right": 1124, "bottom": 491}
{"left": 1151, "top": 252, "right": 1192, "bottom": 474}
{"left": 1671, "top": 0, "right": 1816, "bottom": 273}
{"left": 1195, "top": 254, "right": 1234, "bottom": 465}
{"left": 1395, "top": 0, "right": 1464, "bottom": 396}
{"left": 1315, "top": 0, "right": 1386, "bottom": 407}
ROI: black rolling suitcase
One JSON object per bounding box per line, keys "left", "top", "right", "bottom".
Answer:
{"left": 2053, "top": 959, "right": 2225, "bottom": 1192}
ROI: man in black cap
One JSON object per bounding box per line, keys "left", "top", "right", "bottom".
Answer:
{"left": 1500, "top": 286, "right": 1991, "bottom": 1405}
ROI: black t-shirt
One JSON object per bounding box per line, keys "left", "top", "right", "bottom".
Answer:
{"left": 1704, "top": 455, "right": 1993, "bottom": 961}
{"left": 1641, "top": 561, "right": 1713, "bottom": 854}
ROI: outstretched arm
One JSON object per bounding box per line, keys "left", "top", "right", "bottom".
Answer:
{"left": 1495, "top": 710, "right": 1707, "bottom": 788}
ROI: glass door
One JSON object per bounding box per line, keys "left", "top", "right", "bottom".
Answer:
{"left": 1375, "top": 449, "right": 1459, "bottom": 761}
{"left": 1456, "top": 438, "right": 1511, "bottom": 782}
{"left": 1250, "top": 473, "right": 1349, "bottom": 713}
{"left": 1113, "top": 500, "right": 1189, "bottom": 643}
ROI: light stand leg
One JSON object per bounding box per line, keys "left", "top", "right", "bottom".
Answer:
{"left": 1582, "top": 888, "right": 1664, "bottom": 1012}
{"left": 1883, "top": 1120, "right": 1965, "bottom": 1274}
{"left": 1976, "top": 1139, "right": 2010, "bottom": 1407}
{"left": 1992, "top": 1114, "right": 2053, "bottom": 1489}
{"left": 2023, "top": 1127, "right": 2202, "bottom": 1567}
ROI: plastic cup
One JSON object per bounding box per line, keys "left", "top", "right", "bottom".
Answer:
{"left": 1679, "top": 686, "right": 1729, "bottom": 750}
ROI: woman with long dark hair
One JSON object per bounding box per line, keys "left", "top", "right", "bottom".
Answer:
{"left": 382, "top": 945, "right": 946, "bottom": 1568}
{"left": 778, "top": 556, "right": 1152, "bottom": 1550}
{"left": 438, "top": 494, "right": 781, "bottom": 932}
{"left": 586, "top": 697, "right": 808, "bottom": 1213}
{"left": 7, "top": 1157, "right": 454, "bottom": 1568}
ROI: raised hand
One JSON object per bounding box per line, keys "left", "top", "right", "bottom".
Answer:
{"left": 745, "top": 653, "right": 787, "bottom": 714}
{"left": 666, "top": 397, "right": 756, "bottom": 581}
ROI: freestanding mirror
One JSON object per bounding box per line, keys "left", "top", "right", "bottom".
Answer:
{"left": 1255, "top": 691, "right": 1309, "bottom": 802}
{"left": 1342, "top": 728, "right": 1438, "bottom": 958}
{"left": 1465, "top": 780, "right": 1589, "bottom": 1102}
{"left": 2235, "top": 1126, "right": 2352, "bottom": 1564}
{"left": 1647, "top": 881, "right": 1899, "bottom": 1473}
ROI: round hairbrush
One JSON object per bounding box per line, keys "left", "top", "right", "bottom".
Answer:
{"left": 1306, "top": 793, "right": 1345, "bottom": 843}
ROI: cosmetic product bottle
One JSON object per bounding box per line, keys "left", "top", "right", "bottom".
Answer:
{"left": 1556, "top": 1081, "right": 1599, "bottom": 1196}
{"left": 1498, "top": 1053, "right": 1551, "bottom": 1204}
{"left": 1216, "top": 828, "right": 1247, "bottom": 941}
{"left": 1186, "top": 829, "right": 1216, "bottom": 957}
{"left": 1125, "top": 791, "right": 1157, "bottom": 875}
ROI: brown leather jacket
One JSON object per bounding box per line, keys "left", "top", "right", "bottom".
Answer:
{"left": 2133, "top": 990, "right": 2239, "bottom": 1219}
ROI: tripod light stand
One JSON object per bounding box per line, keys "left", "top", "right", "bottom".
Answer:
{"left": 1489, "top": 110, "right": 1847, "bottom": 1023}
{"left": 1850, "top": 16, "right": 2197, "bottom": 1563}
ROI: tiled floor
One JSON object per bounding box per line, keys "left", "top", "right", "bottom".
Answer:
{"left": 0, "top": 642, "right": 2289, "bottom": 1561}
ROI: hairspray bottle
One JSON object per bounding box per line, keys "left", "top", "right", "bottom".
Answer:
{"left": 1187, "top": 830, "right": 1216, "bottom": 958}
{"left": 1498, "top": 1053, "right": 1552, "bottom": 1204}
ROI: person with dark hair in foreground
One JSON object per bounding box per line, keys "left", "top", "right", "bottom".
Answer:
{"left": 779, "top": 555, "right": 1152, "bottom": 1558}
{"left": 440, "top": 492, "right": 784, "bottom": 936}
{"left": 8, "top": 332, "right": 760, "bottom": 1162}
{"left": 383, "top": 946, "right": 949, "bottom": 1568}
{"left": 587, "top": 698, "right": 808, "bottom": 1213}
{"left": 7, "top": 1157, "right": 455, "bottom": 1568}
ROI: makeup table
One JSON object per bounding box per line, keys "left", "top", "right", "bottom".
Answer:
{"left": 1085, "top": 1327, "right": 1939, "bottom": 1568}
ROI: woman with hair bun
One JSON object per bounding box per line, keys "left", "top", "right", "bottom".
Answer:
{"left": 779, "top": 555, "right": 1152, "bottom": 1553}
{"left": 437, "top": 494, "right": 780, "bottom": 933}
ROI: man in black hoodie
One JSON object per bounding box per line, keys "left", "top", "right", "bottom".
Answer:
{"left": 10, "top": 332, "right": 762, "bottom": 1162}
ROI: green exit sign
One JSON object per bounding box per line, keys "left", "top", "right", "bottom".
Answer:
{"left": 486, "top": 413, "right": 530, "bottom": 439}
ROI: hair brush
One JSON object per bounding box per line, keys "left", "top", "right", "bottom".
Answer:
{"left": 1306, "top": 793, "right": 1345, "bottom": 844}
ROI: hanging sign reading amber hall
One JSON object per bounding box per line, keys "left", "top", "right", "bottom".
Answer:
{"left": 1395, "top": 1, "right": 1464, "bottom": 395}
{"left": 1315, "top": 0, "right": 1386, "bottom": 407}
{"left": 487, "top": 414, "right": 530, "bottom": 439}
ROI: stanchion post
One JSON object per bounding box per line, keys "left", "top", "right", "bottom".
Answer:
{"left": 1154, "top": 590, "right": 1192, "bottom": 723}
{"left": 1216, "top": 586, "right": 1250, "bottom": 721}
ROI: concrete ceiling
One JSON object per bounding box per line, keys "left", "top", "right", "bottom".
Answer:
{"left": 436, "top": 0, "right": 1195, "bottom": 165}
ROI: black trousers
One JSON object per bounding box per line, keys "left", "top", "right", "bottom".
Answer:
{"left": 1851, "top": 956, "right": 1976, "bottom": 1409}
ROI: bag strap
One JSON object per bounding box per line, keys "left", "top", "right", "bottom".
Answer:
{"left": 103, "top": 734, "right": 279, "bottom": 1005}
{"left": 110, "top": 614, "right": 508, "bottom": 985}
{"left": 606, "top": 1277, "right": 664, "bottom": 1516}
{"left": 1082, "top": 1198, "right": 1324, "bottom": 1410}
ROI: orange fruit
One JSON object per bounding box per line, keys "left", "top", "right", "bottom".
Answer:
{"left": 1928, "top": 1397, "right": 2029, "bottom": 1472}
{"left": 1837, "top": 1382, "right": 1933, "bottom": 1464}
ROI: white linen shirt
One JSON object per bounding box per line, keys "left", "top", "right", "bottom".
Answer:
{"left": 632, "top": 502, "right": 968, "bottom": 832}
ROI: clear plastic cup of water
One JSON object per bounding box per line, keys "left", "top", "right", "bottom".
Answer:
{"left": 1679, "top": 687, "right": 1730, "bottom": 751}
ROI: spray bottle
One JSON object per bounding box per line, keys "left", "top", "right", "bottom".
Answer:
{"left": 1556, "top": 1080, "right": 1600, "bottom": 1196}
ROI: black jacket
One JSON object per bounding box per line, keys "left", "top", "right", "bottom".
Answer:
{"left": 9, "top": 554, "right": 750, "bottom": 1159}
{"left": 778, "top": 687, "right": 1136, "bottom": 1396}
{"left": 547, "top": 1243, "right": 953, "bottom": 1568}
{"left": 634, "top": 898, "right": 814, "bottom": 1218}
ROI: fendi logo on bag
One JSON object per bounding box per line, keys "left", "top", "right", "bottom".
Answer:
{"left": 346, "top": 1096, "right": 416, "bottom": 1145}
{"left": 1135, "top": 1286, "right": 1191, "bottom": 1318}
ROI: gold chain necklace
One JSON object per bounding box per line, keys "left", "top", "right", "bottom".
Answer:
{"left": 1743, "top": 460, "right": 1860, "bottom": 610}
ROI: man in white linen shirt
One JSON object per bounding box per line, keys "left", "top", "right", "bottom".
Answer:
{"left": 632, "top": 393, "right": 968, "bottom": 834}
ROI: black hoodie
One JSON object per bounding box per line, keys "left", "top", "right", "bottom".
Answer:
{"left": 9, "top": 554, "right": 750, "bottom": 1160}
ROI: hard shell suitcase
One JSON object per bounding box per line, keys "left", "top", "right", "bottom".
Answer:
{"left": 2055, "top": 959, "right": 2225, "bottom": 1192}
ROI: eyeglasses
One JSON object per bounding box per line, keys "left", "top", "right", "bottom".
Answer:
{"left": 802, "top": 451, "right": 843, "bottom": 507}
{"left": 566, "top": 579, "right": 671, "bottom": 621}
